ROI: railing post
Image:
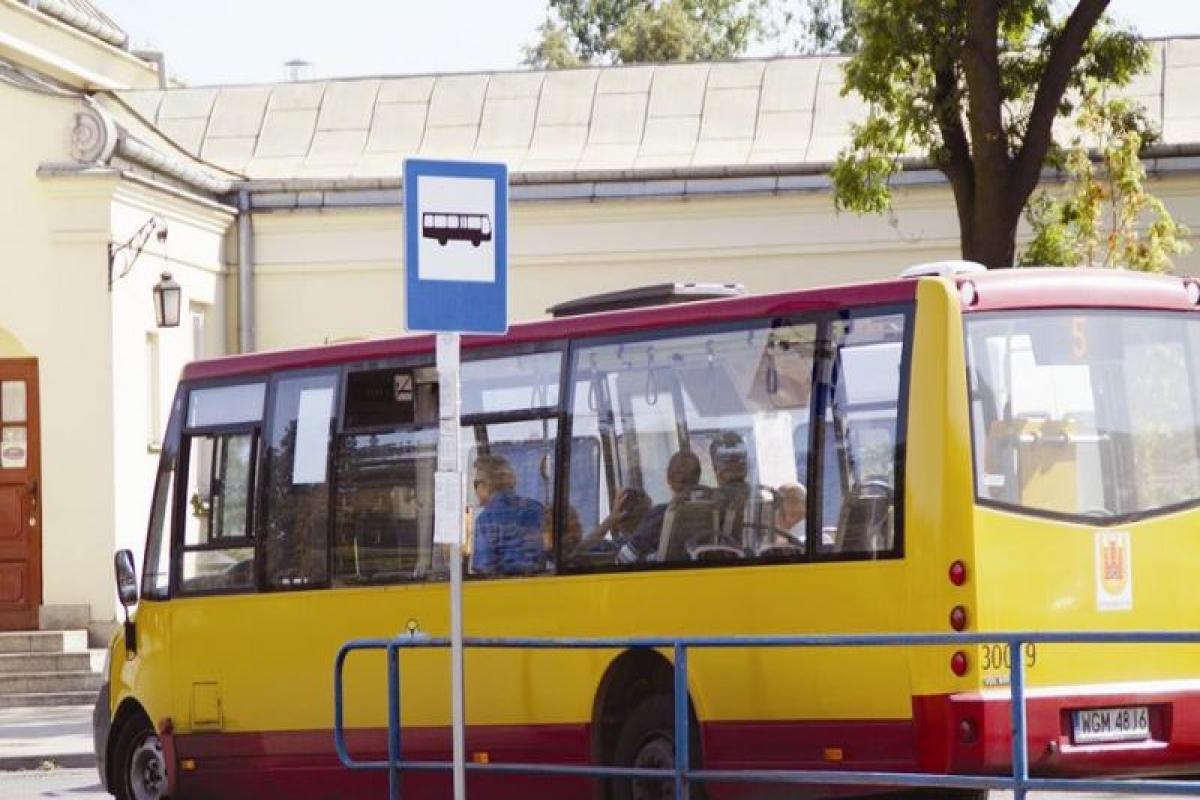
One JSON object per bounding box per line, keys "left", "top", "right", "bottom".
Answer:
{"left": 333, "top": 646, "right": 349, "bottom": 765}
{"left": 673, "top": 642, "right": 690, "bottom": 800}
{"left": 1008, "top": 637, "right": 1028, "bottom": 800}
{"left": 387, "top": 642, "right": 402, "bottom": 800}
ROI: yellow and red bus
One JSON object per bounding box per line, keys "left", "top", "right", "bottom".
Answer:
{"left": 95, "top": 267, "right": 1200, "bottom": 800}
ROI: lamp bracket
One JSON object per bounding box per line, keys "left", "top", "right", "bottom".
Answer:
{"left": 108, "top": 216, "right": 167, "bottom": 291}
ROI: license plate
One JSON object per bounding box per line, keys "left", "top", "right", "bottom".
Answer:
{"left": 1071, "top": 705, "right": 1150, "bottom": 744}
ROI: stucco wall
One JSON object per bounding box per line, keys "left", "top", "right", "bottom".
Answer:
{"left": 0, "top": 79, "right": 115, "bottom": 625}
{"left": 243, "top": 174, "right": 1200, "bottom": 351}
{"left": 108, "top": 183, "right": 232, "bottom": 601}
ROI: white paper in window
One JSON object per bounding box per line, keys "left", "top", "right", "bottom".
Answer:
{"left": 293, "top": 387, "right": 333, "bottom": 484}
{"left": 754, "top": 411, "right": 798, "bottom": 488}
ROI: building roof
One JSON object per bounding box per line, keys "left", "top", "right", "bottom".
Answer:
{"left": 110, "top": 37, "right": 1200, "bottom": 187}
{"left": 32, "top": 0, "right": 128, "bottom": 49}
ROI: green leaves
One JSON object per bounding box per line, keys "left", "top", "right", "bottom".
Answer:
{"left": 831, "top": 0, "right": 1164, "bottom": 269}
{"left": 1020, "top": 84, "right": 1190, "bottom": 272}
{"left": 523, "top": 0, "right": 768, "bottom": 67}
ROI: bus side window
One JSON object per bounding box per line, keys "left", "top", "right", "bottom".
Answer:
{"left": 459, "top": 349, "right": 561, "bottom": 577}
{"left": 566, "top": 319, "right": 818, "bottom": 570}
{"left": 333, "top": 365, "right": 440, "bottom": 585}
{"left": 177, "top": 382, "right": 265, "bottom": 594}
{"left": 262, "top": 371, "right": 339, "bottom": 589}
{"left": 818, "top": 313, "right": 907, "bottom": 559}
{"left": 142, "top": 390, "right": 184, "bottom": 600}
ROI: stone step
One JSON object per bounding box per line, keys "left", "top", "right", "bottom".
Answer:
{"left": 0, "top": 690, "right": 98, "bottom": 708}
{"left": 0, "top": 630, "right": 87, "bottom": 655}
{"left": 0, "top": 651, "right": 93, "bottom": 674}
{"left": 0, "top": 671, "right": 103, "bottom": 694}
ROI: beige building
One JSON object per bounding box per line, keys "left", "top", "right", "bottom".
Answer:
{"left": 0, "top": 0, "right": 1198, "bottom": 639}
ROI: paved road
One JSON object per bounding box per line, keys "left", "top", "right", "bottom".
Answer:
{"left": 0, "top": 769, "right": 1189, "bottom": 800}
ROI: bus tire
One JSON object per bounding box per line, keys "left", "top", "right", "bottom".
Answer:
{"left": 612, "top": 694, "right": 703, "bottom": 800}
{"left": 112, "top": 714, "right": 168, "bottom": 800}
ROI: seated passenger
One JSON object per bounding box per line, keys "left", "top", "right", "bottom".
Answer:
{"left": 709, "top": 431, "right": 751, "bottom": 538}
{"left": 619, "top": 450, "right": 703, "bottom": 562}
{"left": 774, "top": 483, "right": 807, "bottom": 541}
{"left": 571, "top": 487, "right": 652, "bottom": 559}
{"left": 470, "top": 454, "right": 545, "bottom": 576}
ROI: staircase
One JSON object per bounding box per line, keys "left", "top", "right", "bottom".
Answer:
{"left": 0, "top": 631, "right": 103, "bottom": 708}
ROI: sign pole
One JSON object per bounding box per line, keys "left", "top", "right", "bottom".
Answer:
{"left": 406, "top": 157, "right": 508, "bottom": 800}
{"left": 435, "top": 331, "right": 467, "bottom": 800}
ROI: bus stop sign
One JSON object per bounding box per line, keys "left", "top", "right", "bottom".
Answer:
{"left": 404, "top": 158, "right": 508, "bottom": 334}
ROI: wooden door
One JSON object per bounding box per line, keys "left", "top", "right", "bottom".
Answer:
{"left": 0, "top": 360, "right": 40, "bottom": 630}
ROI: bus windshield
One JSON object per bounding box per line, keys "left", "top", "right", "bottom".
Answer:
{"left": 966, "top": 309, "right": 1200, "bottom": 521}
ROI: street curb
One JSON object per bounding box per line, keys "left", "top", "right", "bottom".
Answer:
{"left": 0, "top": 752, "right": 95, "bottom": 771}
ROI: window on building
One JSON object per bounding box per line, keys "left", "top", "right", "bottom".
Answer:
{"left": 146, "top": 332, "right": 162, "bottom": 450}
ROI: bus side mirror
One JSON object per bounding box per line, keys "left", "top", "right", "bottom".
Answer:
{"left": 115, "top": 550, "right": 138, "bottom": 608}
{"left": 114, "top": 550, "right": 139, "bottom": 656}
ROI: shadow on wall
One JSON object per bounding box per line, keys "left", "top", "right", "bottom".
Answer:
{"left": 0, "top": 328, "right": 30, "bottom": 358}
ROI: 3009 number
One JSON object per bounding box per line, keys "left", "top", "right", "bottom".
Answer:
{"left": 979, "top": 643, "right": 1037, "bottom": 671}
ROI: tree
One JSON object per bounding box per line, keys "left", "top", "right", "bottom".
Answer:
{"left": 1021, "top": 83, "right": 1190, "bottom": 271}
{"left": 761, "top": 0, "right": 857, "bottom": 55}
{"left": 523, "top": 0, "right": 768, "bottom": 67}
{"left": 831, "top": 0, "right": 1151, "bottom": 269}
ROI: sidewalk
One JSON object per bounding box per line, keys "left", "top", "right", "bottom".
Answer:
{"left": 0, "top": 706, "right": 95, "bottom": 771}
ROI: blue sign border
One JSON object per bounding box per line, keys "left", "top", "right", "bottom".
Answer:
{"left": 404, "top": 158, "right": 508, "bottom": 334}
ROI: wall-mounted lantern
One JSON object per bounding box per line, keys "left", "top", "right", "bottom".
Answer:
{"left": 108, "top": 216, "right": 181, "bottom": 328}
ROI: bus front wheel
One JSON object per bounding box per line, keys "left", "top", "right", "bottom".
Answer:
{"left": 613, "top": 694, "right": 702, "bottom": 800}
{"left": 112, "top": 715, "right": 168, "bottom": 800}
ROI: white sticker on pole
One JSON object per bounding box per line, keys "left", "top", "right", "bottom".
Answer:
{"left": 435, "top": 471, "right": 463, "bottom": 545}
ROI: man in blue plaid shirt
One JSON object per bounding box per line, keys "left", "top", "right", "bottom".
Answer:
{"left": 470, "top": 453, "right": 545, "bottom": 575}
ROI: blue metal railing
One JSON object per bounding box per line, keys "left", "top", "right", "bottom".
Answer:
{"left": 333, "top": 631, "right": 1200, "bottom": 800}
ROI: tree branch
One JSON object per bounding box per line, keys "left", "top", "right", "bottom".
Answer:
{"left": 933, "top": 61, "right": 975, "bottom": 240}
{"left": 1009, "top": 0, "right": 1110, "bottom": 213}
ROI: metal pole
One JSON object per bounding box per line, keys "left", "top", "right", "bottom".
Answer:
{"left": 436, "top": 332, "right": 467, "bottom": 800}
{"left": 673, "top": 643, "right": 690, "bottom": 800}
{"left": 1009, "top": 638, "right": 1029, "bottom": 800}
{"left": 387, "top": 643, "right": 401, "bottom": 800}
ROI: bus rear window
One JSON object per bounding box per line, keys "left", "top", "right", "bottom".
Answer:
{"left": 966, "top": 310, "right": 1200, "bottom": 521}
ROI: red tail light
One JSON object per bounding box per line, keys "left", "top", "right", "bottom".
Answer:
{"left": 949, "top": 560, "right": 967, "bottom": 586}
{"left": 949, "top": 605, "right": 968, "bottom": 631}
{"left": 950, "top": 650, "right": 969, "bottom": 676}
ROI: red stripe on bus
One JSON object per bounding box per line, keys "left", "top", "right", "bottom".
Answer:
{"left": 182, "top": 280, "right": 917, "bottom": 381}
{"left": 166, "top": 684, "right": 1200, "bottom": 799}
{"left": 170, "top": 718, "right": 917, "bottom": 800}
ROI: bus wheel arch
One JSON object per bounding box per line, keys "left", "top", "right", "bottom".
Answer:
{"left": 590, "top": 648, "right": 704, "bottom": 788}
{"left": 108, "top": 699, "right": 166, "bottom": 800}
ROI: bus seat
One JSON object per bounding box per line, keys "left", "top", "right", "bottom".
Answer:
{"left": 835, "top": 479, "right": 892, "bottom": 557}
{"left": 657, "top": 492, "right": 719, "bottom": 562}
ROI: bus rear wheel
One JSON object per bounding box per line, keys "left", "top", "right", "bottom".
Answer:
{"left": 113, "top": 715, "right": 168, "bottom": 800}
{"left": 612, "top": 694, "right": 703, "bottom": 800}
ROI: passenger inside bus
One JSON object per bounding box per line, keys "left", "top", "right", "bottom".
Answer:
{"left": 709, "top": 431, "right": 751, "bottom": 536}
{"left": 470, "top": 453, "right": 546, "bottom": 576}
{"left": 569, "top": 487, "right": 652, "bottom": 564}
{"left": 618, "top": 449, "right": 703, "bottom": 563}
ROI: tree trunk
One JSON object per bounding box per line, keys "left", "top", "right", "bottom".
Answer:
{"left": 953, "top": 190, "right": 1021, "bottom": 269}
